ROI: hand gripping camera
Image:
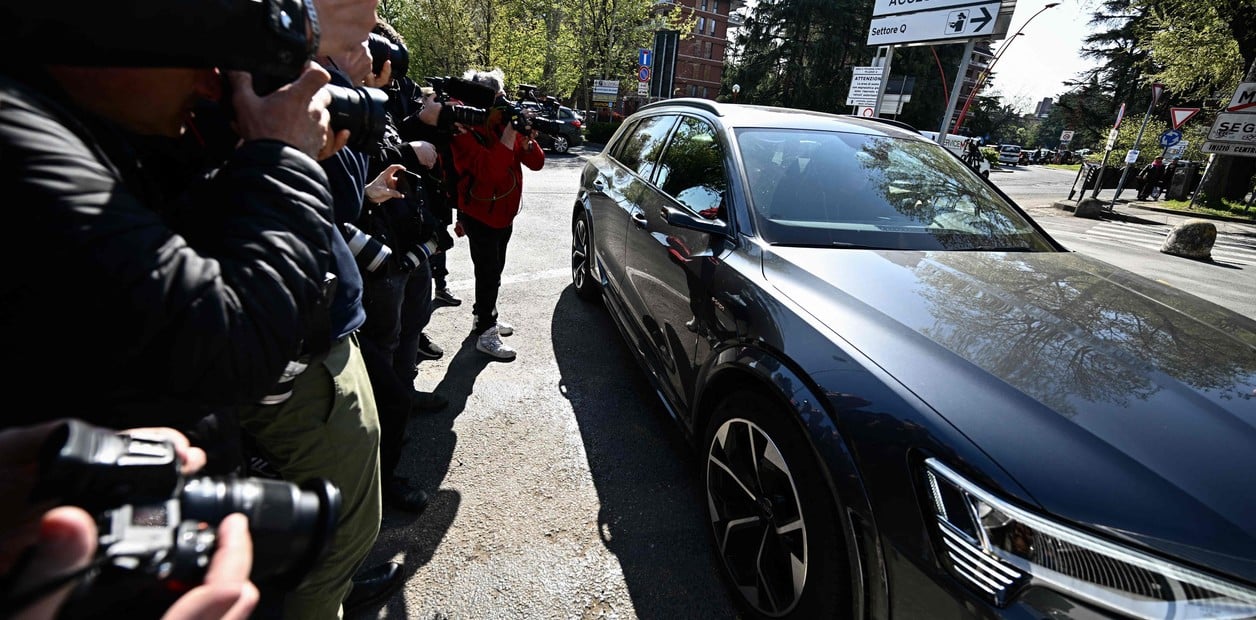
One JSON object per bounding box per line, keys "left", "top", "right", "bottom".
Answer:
{"left": 26, "top": 420, "right": 341, "bottom": 616}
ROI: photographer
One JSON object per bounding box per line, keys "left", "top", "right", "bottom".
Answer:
{"left": 449, "top": 68, "right": 546, "bottom": 361}
{"left": 0, "top": 421, "right": 257, "bottom": 620}
{"left": 348, "top": 31, "right": 451, "bottom": 515}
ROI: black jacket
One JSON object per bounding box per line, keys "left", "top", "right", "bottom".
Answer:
{"left": 0, "top": 74, "right": 335, "bottom": 430}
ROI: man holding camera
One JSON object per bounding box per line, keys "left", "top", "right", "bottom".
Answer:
{"left": 450, "top": 68, "right": 546, "bottom": 361}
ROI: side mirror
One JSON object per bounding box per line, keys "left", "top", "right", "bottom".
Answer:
{"left": 662, "top": 206, "right": 731, "bottom": 237}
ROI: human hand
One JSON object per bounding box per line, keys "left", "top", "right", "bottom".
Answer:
{"left": 418, "top": 93, "right": 441, "bottom": 127}
{"left": 160, "top": 514, "right": 258, "bottom": 620}
{"left": 228, "top": 63, "right": 333, "bottom": 159}
{"left": 501, "top": 124, "right": 519, "bottom": 149}
{"left": 312, "top": 0, "right": 379, "bottom": 58}
{"left": 365, "top": 164, "right": 406, "bottom": 204}
{"left": 1, "top": 421, "right": 211, "bottom": 619}
{"left": 364, "top": 59, "right": 391, "bottom": 88}
{"left": 410, "top": 141, "right": 438, "bottom": 168}
{"left": 327, "top": 39, "right": 372, "bottom": 86}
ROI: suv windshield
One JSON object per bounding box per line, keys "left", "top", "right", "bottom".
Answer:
{"left": 735, "top": 128, "right": 1056, "bottom": 251}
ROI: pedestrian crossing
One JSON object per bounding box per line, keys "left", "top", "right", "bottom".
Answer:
{"left": 1077, "top": 220, "right": 1256, "bottom": 266}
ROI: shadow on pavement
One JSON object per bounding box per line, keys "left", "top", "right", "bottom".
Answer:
{"left": 549, "top": 285, "right": 740, "bottom": 620}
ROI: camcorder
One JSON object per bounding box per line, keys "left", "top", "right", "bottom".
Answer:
{"left": 424, "top": 76, "right": 560, "bottom": 137}
{"left": 19, "top": 420, "right": 341, "bottom": 618}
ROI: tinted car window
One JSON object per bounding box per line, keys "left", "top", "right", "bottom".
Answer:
{"left": 736, "top": 128, "right": 1056, "bottom": 251}
{"left": 614, "top": 115, "right": 677, "bottom": 180}
{"left": 656, "top": 116, "right": 727, "bottom": 214}
{"left": 559, "top": 108, "right": 575, "bottom": 120}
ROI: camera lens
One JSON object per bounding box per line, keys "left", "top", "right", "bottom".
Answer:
{"left": 179, "top": 477, "right": 341, "bottom": 588}
{"left": 366, "top": 33, "right": 408, "bottom": 79}
{"left": 326, "top": 85, "right": 389, "bottom": 152}
{"left": 342, "top": 223, "right": 392, "bottom": 272}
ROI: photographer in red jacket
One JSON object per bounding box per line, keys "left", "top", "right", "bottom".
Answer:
{"left": 449, "top": 68, "right": 545, "bottom": 361}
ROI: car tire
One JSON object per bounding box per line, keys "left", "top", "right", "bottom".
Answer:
{"left": 571, "top": 210, "right": 599, "bottom": 301}
{"left": 553, "top": 135, "right": 570, "bottom": 154}
{"left": 702, "top": 390, "right": 848, "bottom": 619}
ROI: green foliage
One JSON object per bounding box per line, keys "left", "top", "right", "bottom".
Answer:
{"left": 586, "top": 120, "right": 622, "bottom": 143}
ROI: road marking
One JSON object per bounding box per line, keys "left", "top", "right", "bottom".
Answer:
{"left": 1079, "top": 221, "right": 1256, "bottom": 265}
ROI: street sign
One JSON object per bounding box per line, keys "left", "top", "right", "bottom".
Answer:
{"left": 1224, "top": 82, "right": 1256, "bottom": 112}
{"left": 845, "top": 66, "right": 883, "bottom": 106}
{"left": 592, "top": 79, "right": 619, "bottom": 103}
{"left": 866, "top": 1, "right": 1000, "bottom": 46}
{"left": 872, "top": 0, "right": 992, "bottom": 16}
{"left": 637, "top": 82, "right": 649, "bottom": 96}
{"left": 1114, "top": 103, "right": 1126, "bottom": 128}
{"left": 1169, "top": 107, "right": 1200, "bottom": 130}
{"left": 1158, "top": 129, "right": 1182, "bottom": 148}
{"left": 1106, "top": 127, "right": 1119, "bottom": 149}
{"left": 857, "top": 106, "right": 876, "bottom": 117}
{"left": 1060, "top": 130, "right": 1075, "bottom": 143}
{"left": 1165, "top": 141, "right": 1188, "bottom": 159}
{"left": 639, "top": 48, "right": 652, "bottom": 68}
{"left": 1204, "top": 82, "right": 1256, "bottom": 157}
{"left": 1151, "top": 83, "right": 1165, "bottom": 106}
{"left": 1124, "top": 149, "right": 1140, "bottom": 164}
{"left": 638, "top": 66, "right": 651, "bottom": 82}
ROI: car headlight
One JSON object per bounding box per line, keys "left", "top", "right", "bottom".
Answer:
{"left": 922, "top": 458, "right": 1256, "bottom": 619}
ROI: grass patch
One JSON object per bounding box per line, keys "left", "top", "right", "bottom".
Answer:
{"left": 1146, "top": 198, "right": 1256, "bottom": 223}
{"left": 1047, "top": 164, "right": 1082, "bottom": 172}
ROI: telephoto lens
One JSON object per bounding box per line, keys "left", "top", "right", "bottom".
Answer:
{"left": 326, "top": 85, "right": 390, "bottom": 152}
{"left": 367, "top": 32, "right": 409, "bottom": 79}
{"left": 179, "top": 477, "right": 341, "bottom": 587}
{"left": 341, "top": 222, "right": 393, "bottom": 272}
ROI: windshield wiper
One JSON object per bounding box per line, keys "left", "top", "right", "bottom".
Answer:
{"left": 774, "top": 242, "right": 888, "bottom": 250}
{"left": 957, "top": 246, "right": 1034, "bottom": 252}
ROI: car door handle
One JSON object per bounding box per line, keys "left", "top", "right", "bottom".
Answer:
{"left": 631, "top": 212, "right": 648, "bottom": 229}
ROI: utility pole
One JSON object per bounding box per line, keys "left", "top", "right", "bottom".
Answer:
{"left": 937, "top": 40, "right": 975, "bottom": 145}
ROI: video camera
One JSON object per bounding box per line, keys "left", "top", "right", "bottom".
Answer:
{"left": 425, "top": 76, "right": 559, "bottom": 137}
{"left": 23, "top": 420, "right": 340, "bottom": 615}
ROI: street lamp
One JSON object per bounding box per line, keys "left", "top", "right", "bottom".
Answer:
{"left": 732, "top": 83, "right": 741, "bottom": 102}
{"left": 952, "top": 2, "right": 1059, "bottom": 133}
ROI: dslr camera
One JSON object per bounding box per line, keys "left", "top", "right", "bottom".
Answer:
{"left": 26, "top": 420, "right": 340, "bottom": 615}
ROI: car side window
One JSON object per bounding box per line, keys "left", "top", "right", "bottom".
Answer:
{"left": 655, "top": 116, "right": 728, "bottom": 216}
{"left": 614, "top": 115, "right": 678, "bottom": 180}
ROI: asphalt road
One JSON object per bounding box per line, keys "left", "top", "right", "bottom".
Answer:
{"left": 354, "top": 149, "right": 1254, "bottom": 619}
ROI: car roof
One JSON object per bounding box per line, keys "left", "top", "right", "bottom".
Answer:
{"left": 633, "top": 98, "right": 927, "bottom": 140}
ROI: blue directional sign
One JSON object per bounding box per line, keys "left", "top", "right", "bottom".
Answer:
{"left": 639, "top": 48, "right": 652, "bottom": 68}
{"left": 1159, "top": 129, "right": 1183, "bottom": 147}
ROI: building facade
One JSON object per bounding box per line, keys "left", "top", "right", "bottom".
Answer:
{"left": 657, "top": 0, "right": 733, "bottom": 99}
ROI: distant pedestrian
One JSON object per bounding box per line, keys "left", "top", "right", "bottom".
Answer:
{"left": 1136, "top": 156, "right": 1166, "bottom": 200}
{"left": 1158, "top": 157, "right": 1181, "bottom": 200}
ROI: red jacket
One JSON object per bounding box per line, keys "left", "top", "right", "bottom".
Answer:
{"left": 451, "top": 125, "right": 545, "bottom": 228}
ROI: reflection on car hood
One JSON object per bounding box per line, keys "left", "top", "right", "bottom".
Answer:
{"left": 764, "top": 247, "right": 1256, "bottom": 581}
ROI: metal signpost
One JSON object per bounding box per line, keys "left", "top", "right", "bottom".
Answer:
{"left": 1109, "top": 82, "right": 1164, "bottom": 208}
{"left": 865, "top": 0, "right": 1012, "bottom": 144}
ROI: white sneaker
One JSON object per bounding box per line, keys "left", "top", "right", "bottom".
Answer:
{"left": 496, "top": 320, "right": 514, "bottom": 337}
{"left": 476, "top": 327, "right": 516, "bottom": 360}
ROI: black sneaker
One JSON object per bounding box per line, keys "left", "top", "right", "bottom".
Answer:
{"left": 417, "top": 333, "right": 443, "bottom": 360}
{"left": 434, "top": 287, "right": 462, "bottom": 307}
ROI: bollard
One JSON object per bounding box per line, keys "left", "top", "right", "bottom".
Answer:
{"left": 1160, "top": 219, "right": 1216, "bottom": 260}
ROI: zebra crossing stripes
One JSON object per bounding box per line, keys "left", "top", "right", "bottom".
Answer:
{"left": 1079, "top": 221, "right": 1256, "bottom": 266}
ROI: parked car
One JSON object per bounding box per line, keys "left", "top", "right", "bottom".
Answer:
{"left": 998, "top": 143, "right": 1023, "bottom": 165}
{"left": 522, "top": 102, "right": 584, "bottom": 153}
{"left": 570, "top": 98, "right": 1256, "bottom": 619}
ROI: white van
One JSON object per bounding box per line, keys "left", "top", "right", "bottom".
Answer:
{"left": 998, "top": 144, "right": 1023, "bottom": 165}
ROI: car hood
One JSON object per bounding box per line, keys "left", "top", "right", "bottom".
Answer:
{"left": 764, "top": 247, "right": 1256, "bottom": 580}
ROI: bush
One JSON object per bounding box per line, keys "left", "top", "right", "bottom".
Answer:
{"left": 586, "top": 121, "right": 621, "bottom": 145}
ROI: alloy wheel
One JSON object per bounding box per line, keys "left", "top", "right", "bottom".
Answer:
{"left": 706, "top": 418, "right": 808, "bottom": 617}
{"left": 554, "top": 135, "right": 570, "bottom": 153}
{"left": 572, "top": 216, "right": 590, "bottom": 291}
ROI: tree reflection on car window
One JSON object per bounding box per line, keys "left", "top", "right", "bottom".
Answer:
{"left": 734, "top": 128, "right": 1056, "bottom": 252}
{"left": 615, "top": 115, "right": 678, "bottom": 181}
{"left": 656, "top": 116, "right": 727, "bottom": 214}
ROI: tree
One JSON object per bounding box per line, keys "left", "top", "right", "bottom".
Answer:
{"left": 729, "top": 0, "right": 873, "bottom": 111}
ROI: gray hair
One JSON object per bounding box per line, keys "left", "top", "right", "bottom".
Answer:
{"left": 463, "top": 67, "right": 505, "bottom": 94}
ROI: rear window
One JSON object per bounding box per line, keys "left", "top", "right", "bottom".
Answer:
{"left": 1000, "top": 145, "right": 1021, "bottom": 153}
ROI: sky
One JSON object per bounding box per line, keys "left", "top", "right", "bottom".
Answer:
{"left": 979, "top": 0, "right": 1103, "bottom": 111}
